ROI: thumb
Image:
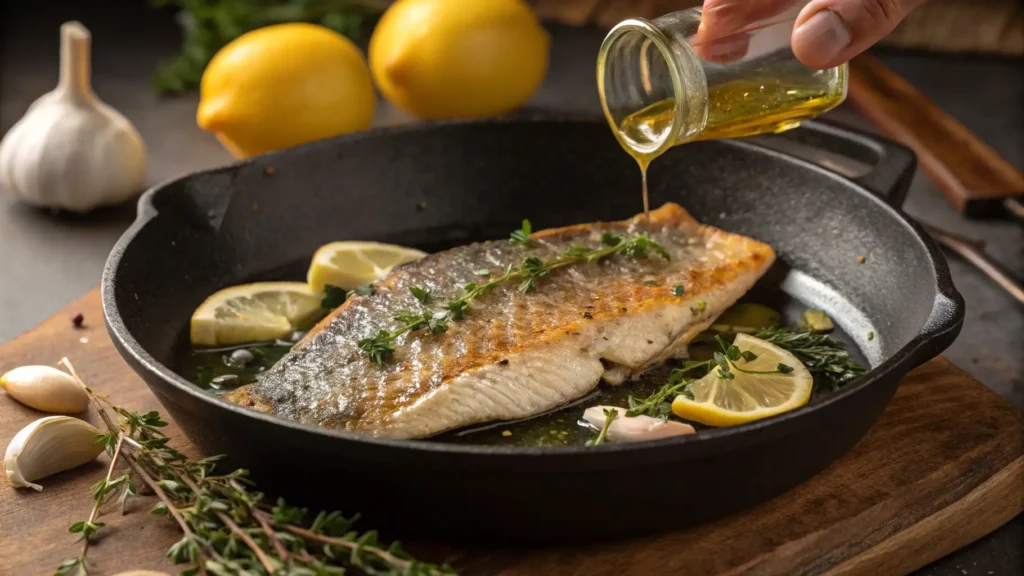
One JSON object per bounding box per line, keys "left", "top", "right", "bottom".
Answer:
{"left": 792, "top": 0, "right": 928, "bottom": 69}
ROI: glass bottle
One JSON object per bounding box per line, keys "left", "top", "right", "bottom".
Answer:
{"left": 597, "top": 5, "right": 848, "bottom": 167}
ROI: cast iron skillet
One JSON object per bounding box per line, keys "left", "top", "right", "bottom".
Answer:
{"left": 102, "top": 116, "right": 963, "bottom": 544}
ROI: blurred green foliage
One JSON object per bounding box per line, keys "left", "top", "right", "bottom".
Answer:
{"left": 151, "top": 0, "right": 387, "bottom": 94}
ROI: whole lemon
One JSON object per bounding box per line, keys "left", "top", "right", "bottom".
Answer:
{"left": 197, "top": 23, "right": 375, "bottom": 159}
{"left": 369, "top": 0, "right": 550, "bottom": 120}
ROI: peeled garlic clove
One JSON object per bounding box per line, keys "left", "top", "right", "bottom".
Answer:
{"left": 1, "top": 365, "right": 90, "bottom": 413}
{"left": 4, "top": 416, "right": 104, "bottom": 491}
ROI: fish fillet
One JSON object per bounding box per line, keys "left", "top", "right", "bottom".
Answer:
{"left": 224, "top": 203, "right": 775, "bottom": 439}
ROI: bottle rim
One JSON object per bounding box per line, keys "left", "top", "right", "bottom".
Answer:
{"left": 597, "top": 17, "right": 687, "bottom": 158}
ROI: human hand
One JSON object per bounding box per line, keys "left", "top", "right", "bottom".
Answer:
{"left": 699, "top": 0, "right": 929, "bottom": 69}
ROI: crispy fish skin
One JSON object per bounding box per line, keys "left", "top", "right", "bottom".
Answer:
{"left": 224, "top": 203, "right": 775, "bottom": 438}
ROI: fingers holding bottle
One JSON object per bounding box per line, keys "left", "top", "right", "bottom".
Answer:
{"left": 792, "top": 0, "right": 929, "bottom": 69}
{"left": 695, "top": 0, "right": 802, "bottom": 63}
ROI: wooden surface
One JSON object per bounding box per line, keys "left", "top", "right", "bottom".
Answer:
{"left": 847, "top": 54, "right": 1024, "bottom": 217}
{"left": 1, "top": 290, "right": 1022, "bottom": 576}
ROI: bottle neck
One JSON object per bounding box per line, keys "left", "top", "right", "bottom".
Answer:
{"left": 597, "top": 15, "right": 708, "bottom": 158}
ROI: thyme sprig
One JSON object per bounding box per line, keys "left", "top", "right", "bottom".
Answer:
{"left": 625, "top": 364, "right": 704, "bottom": 418}
{"left": 626, "top": 328, "right": 865, "bottom": 420}
{"left": 357, "top": 230, "right": 670, "bottom": 365}
{"left": 754, "top": 327, "right": 865, "bottom": 392}
{"left": 55, "top": 358, "right": 455, "bottom": 576}
{"left": 586, "top": 408, "right": 618, "bottom": 447}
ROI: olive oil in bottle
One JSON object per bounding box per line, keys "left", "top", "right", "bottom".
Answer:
{"left": 598, "top": 7, "right": 848, "bottom": 225}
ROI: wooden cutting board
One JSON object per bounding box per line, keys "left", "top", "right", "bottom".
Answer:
{"left": 1, "top": 289, "right": 1022, "bottom": 576}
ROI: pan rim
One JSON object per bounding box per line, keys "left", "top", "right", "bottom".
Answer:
{"left": 101, "top": 115, "right": 964, "bottom": 459}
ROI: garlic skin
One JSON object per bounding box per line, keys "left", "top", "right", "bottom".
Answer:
{"left": 4, "top": 416, "right": 104, "bottom": 491}
{"left": 0, "top": 21, "right": 146, "bottom": 212}
{"left": 1, "top": 365, "right": 90, "bottom": 414}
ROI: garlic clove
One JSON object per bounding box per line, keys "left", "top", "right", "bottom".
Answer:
{"left": 4, "top": 416, "right": 104, "bottom": 491}
{"left": 1, "top": 365, "right": 90, "bottom": 413}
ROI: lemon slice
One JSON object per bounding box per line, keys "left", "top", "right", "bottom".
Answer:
{"left": 307, "top": 241, "right": 427, "bottom": 292}
{"left": 190, "top": 282, "right": 325, "bottom": 346}
{"left": 672, "top": 333, "right": 813, "bottom": 427}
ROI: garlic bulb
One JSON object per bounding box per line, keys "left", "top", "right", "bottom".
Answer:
{"left": 1, "top": 365, "right": 90, "bottom": 413}
{"left": 4, "top": 416, "right": 104, "bottom": 491}
{"left": 0, "top": 21, "right": 146, "bottom": 212}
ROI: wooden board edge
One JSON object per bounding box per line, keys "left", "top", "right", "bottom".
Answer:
{"left": 826, "top": 456, "right": 1024, "bottom": 576}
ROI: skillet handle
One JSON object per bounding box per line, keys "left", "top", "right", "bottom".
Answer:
{"left": 768, "top": 120, "right": 918, "bottom": 208}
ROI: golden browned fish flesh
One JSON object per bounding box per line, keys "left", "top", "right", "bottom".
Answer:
{"left": 225, "top": 203, "right": 775, "bottom": 438}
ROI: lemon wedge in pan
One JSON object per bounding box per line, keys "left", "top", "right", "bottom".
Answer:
{"left": 307, "top": 241, "right": 427, "bottom": 292}
{"left": 190, "top": 282, "right": 324, "bottom": 346}
{"left": 672, "top": 333, "right": 813, "bottom": 427}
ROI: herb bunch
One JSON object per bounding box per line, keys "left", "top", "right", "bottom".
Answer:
{"left": 151, "top": 0, "right": 389, "bottom": 94}
{"left": 357, "top": 224, "right": 671, "bottom": 365}
{"left": 754, "top": 327, "right": 866, "bottom": 393}
{"left": 55, "top": 358, "right": 455, "bottom": 576}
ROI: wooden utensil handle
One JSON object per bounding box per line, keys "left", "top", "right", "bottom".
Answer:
{"left": 847, "top": 54, "right": 1024, "bottom": 217}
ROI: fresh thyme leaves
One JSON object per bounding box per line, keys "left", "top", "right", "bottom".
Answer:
{"left": 586, "top": 408, "right": 618, "bottom": 447}
{"left": 151, "top": 0, "right": 388, "bottom": 94}
{"left": 627, "top": 326, "right": 866, "bottom": 425}
{"left": 56, "top": 358, "right": 454, "bottom": 576}
{"left": 357, "top": 331, "right": 396, "bottom": 365}
{"left": 358, "top": 229, "right": 671, "bottom": 364}
{"left": 509, "top": 219, "right": 532, "bottom": 246}
{"left": 672, "top": 285, "right": 685, "bottom": 296}
{"left": 754, "top": 327, "right": 865, "bottom": 392}
{"left": 627, "top": 368, "right": 694, "bottom": 419}
{"left": 322, "top": 283, "right": 373, "bottom": 310}
{"left": 410, "top": 285, "right": 431, "bottom": 304}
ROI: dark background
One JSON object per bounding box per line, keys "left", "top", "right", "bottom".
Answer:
{"left": 1, "top": 1, "right": 1021, "bottom": 574}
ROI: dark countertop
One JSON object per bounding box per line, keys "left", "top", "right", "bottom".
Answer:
{"left": 1, "top": 2, "right": 1021, "bottom": 574}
